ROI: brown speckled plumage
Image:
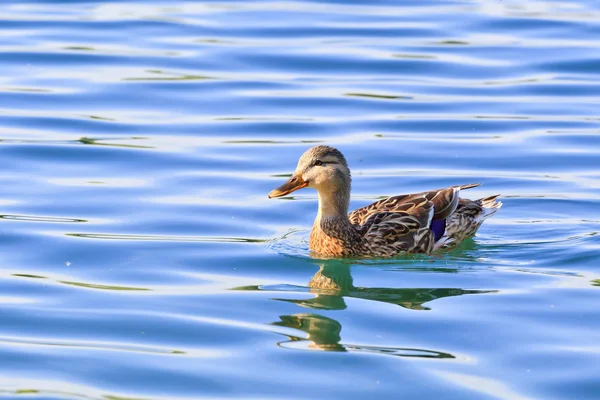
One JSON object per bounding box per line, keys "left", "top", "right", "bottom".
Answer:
{"left": 269, "top": 146, "right": 502, "bottom": 258}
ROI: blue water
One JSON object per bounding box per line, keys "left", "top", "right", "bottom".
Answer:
{"left": 1, "top": 1, "right": 600, "bottom": 399}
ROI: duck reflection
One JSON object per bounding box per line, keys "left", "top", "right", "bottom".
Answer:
{"left": 234, "top": 260, "right": 494, "bottom": 357}
{"left": 276, "top": 261, "right": 493, "bottom": 311}
{"left": 272, "top": 312, "right": 456, "bottom": 358}
{"left": 273, "top": 313, "right": 345, "bottom": 351}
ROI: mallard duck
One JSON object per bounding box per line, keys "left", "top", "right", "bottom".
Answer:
{"left": 268, "top": 145, "right": 501, "bottom": 257}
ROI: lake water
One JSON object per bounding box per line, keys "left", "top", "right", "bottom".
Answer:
{"left": 1, "top": 1, "right": 599, "bottom": 399}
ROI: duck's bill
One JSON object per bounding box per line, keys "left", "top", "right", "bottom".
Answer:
{"left": 268, "top": 175, "right": 308, "bottom": 198}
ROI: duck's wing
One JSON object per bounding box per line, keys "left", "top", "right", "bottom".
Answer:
{"left": 358, "top": 201, "right": 436, "bottom": 256}
{"left": 349, "top": 183, "right": 480, "bottom": 225}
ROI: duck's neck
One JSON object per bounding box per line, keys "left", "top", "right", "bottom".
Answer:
{"left": 315, "top": 186, "right": 351, "bottom": 226}
{"left": 310, "top": 186, "right": 361, "bottom": 257}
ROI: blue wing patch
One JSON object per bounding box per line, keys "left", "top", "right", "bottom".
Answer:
{"left": 430, "top": 219, "right": 446, "bottom": 242}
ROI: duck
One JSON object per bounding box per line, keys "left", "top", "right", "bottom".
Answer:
{"left": 268, "top": 145, "right": 501, "bottom": 258}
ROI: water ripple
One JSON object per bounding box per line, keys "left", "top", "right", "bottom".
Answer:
{"left": 1, "top": 0, "right": 599, "bottom": 399}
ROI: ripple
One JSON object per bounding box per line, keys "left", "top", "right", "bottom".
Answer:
{"left": 10, "top": 273, "right": 150, "bottom": 292}
{"left": 0, "top": 214, "right": 86, "bottom": 223}
{"left": 279, "top": 337, "right": 459, "bottom": 360}
{"left": 2, "top": 0, "right": 600, "bottom": 398}
{"left": 59, "top": 281, "right": 149, "bottom": 291}
{"left": 65, "top": 232, "right": 267, "bottom": 243}
{"left": 0, "top": 336, "right": 189, "bottom": 356}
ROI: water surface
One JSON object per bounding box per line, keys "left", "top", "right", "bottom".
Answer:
{"left": 1, "top": 1, "right": 600, "bottom": 399}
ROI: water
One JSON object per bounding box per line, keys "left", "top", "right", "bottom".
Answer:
{"left": 1, "top": 0, "right": 599, "bottom": 398}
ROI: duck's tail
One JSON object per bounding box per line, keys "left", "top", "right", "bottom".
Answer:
{"left": 475, "top": 194, "right": 503, "bottom": 222}
{"left": 434, "top": 194, "right": 502, "bottom": 249}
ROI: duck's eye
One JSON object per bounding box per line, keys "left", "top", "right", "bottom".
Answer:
{"left": 314, "top": 160, "right": 323, "bottom": 166}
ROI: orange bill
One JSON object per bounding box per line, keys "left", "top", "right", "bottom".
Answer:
{"left": 268, "top": 175, "right": 308, "bottom": 198}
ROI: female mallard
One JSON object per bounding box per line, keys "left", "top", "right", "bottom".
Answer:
{"left": 268, "top": 145, "right": 501, "bottom": 258}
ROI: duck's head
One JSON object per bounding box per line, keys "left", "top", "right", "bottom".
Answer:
{"left": 268, "top": 145, "right": 351, "bottom": 199}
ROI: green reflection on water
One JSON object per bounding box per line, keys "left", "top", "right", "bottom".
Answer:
{"left": 235, "top": 260, "right": 493, "bottom": 355}
{"left": 59, "top": 281, "right": 149, "bottom": 291}
{"left": 273, "top": 313, "right": 455, "bottom": 358}
{"left": 12, "top": 274, "right": 149, "bottom": 291}
{"left": 78, "top": 137, "right": 154, "bottom": 149}
{"left": 434, "top": 40, "right": 469, "bottom": 45}
{"left": 12, "top": 274, "right": 45, "bottom": 279}
{"left": 345, "top": 92, "right": 412, "bottom": 100}
{"left": 1, "top": 214, "right": 87, "bottom": 223}
{"left": 6, "top": 387, "right": 147, "bottom": 400}
{"left": 66, "top": 233, "right": 267, "bottom": 243}
{"left": 0, "top": 87, "right": 53, "bottom": 93}
{"left": 299, "top": 262, "right": 493, "bottom": 311}
{"left": 88, "top": 115, "right": 116, "bottom": 121}
{"left": 123, "top": 69, "right": 215, "bottom": 81}
{"left": 63, "top": 46, "right": 94, "bottom": 51}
